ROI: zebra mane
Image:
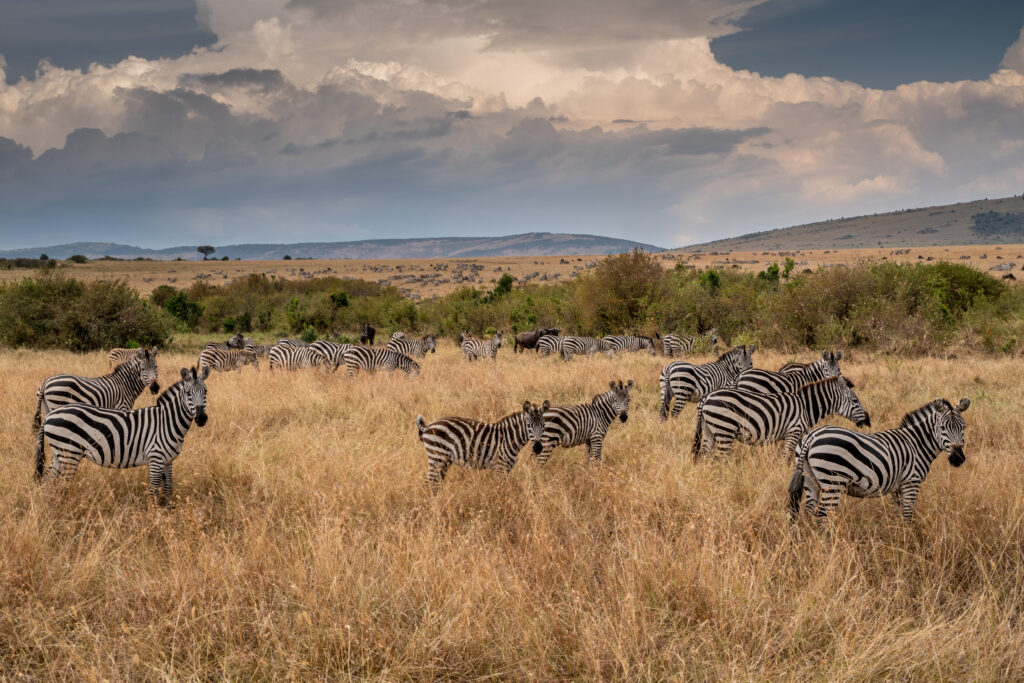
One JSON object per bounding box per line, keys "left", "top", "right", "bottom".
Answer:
{"left": 899, "top": 399, "right": 952, "bottom": 428}
{"left": 795, "top": 376, "right": 844, "bottom": 392}
{"left": 156, "top": 380, "right": 188, "bottom": 405}
{"left": 717, "top": 346, "right": 746, "bottom": 362}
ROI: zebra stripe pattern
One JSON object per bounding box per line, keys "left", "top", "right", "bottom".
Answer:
{"left": 417, "top": 400, "right": 549, "bottom": 487}
{"left": 35, "top": 366, "right": 210, "bottom": 502}
{"left": 461, "top": 331, "right": 503, "bottom": 361}
{"left": 536, "top": 380, "right": 634, "bottom": 465}
{"left": 203, "top": 333, "right": 245, "bottom": 351}
{"left": 198, "top": 348, "right": 259, "bottom": 372}
{"left": 692, "top": 376, "right": 870, "bottom": 462}
{"left": 387, "top": 333, "right": 437, "bottom": 357}
{"left": 560, "top": 336, "right": 613, "bottom": 361}
{"left": 789, "top": 397, "right": 970, "bottom": 523}
{"left": 244, "top": 341, "right": 273, "bottom": 358}
{"left": 275, "top": 338, "right": 310, "bottom": 348}
{"left": 735, "top": 351, "right": 846, "bottom": 394}
{"left": 602, "top": 335, "right": 656, "bottom": 356}
{"left": 310, "top": 340, "right": 353, "bottom": 370}
{"left": 536, "top": 334, "right": 563, "bottom": 357}
{"left": 342, "top": 346, "right": 420, "bottom": 377}
{"left": 658, "top": 345, "right": 755, "bottom": 420}
{"left": 108, "top": 346, "right": 158, "bottom": 368}
{"left": 662, "top": 329, "right": 718, "bottom": 357}
{"left": 778, "top": 362, "right": 806, "bottom": 373}
{"left": 268, "top": 345, "right": 328, "bottom": 370}
{"left": 34, "top": 351, "right": 161, "bottom": 430}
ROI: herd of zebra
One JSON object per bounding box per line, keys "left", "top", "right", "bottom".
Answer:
{"left": 30, "top": 327, "right": 970, "bottom": 524}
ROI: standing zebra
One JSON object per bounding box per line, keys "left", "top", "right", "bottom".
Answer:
{"left": 203, "top": 333, "right": 245, "bottom": 351}
{"left": 35, "top": 366, "right": 210, "bottom": 502}
{"left": 658, "top": 345, "right": 755, "bottom": 421}
{"left": 387, "top": 333, "right": 437, "bottom": 357}
{"left": 735, "top": 351, "right": 847, "bottom": 394}
{"left": 461, "top": 331, "right": 503, "bottom": 361}
{"left": 535, "top": 380, "right": 634, "bottom": 465}
{"left": 790, "top": 397, "right": 970, "bottom": 523}
{"left": 602, "top": 335, "right": 657, "bottom": 356}
{"left": 662, "top": 329, "right": 718, "bottom": 357}
{"left": 778, "top": 361, "right": 806, "bottom": 373}
{"left": 692, "top": 376, "right": 870, "bottom": 462}
{"left": 198, "top": 348, "right": 259, "bottom": 373}
{"left": 310, "top": 340, "right": 353, "bottom": 370}
{"left": 268, "top": 345, "right": 328, "bottom": 370}
{"left": 275, "top": 338, "right": 310, "bottom": 349}
{"left": 537, "top": 334, "right": 563, "bottom": 357}
{"left": 417, "top": 400, "right": 549, "bottom": 487}
{"left": 108, "top": 346, "right": 158, "bottom": 368}
{"left": 34, "top": 351, "right": 161, "bottom": 430}
{"left": 560, "top": 336, "right": 614, "bottom": 361}
{"left": 342, "top": 346, "right": 420, "bottom": 377}
{"left": 244, "top": 340, "right": 273, "bottom": 359}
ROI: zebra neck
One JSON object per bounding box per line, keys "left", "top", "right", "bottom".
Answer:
{"left": 593, "top": 396, "right": 617, "bottom": 424}
{"left": 159, "top": 393, "right": 195, "bottom": 434}
{"left": 900, "top": 414, "right": 944, "bottom": 461}
{"left": 798, "top": 384, "right": 833, "bottom": 424}
{"left": 499, "top": 413, "right": 530, "bottom": 451}
{"left": 117, "top": 364, "right": 147, "bottom": 396}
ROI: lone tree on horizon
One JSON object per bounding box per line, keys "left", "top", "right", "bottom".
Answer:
{"left": 197, "top": 245, "right": 215, "bottom": 260}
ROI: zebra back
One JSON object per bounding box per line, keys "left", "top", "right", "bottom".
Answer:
{"left": 269, "top": 345, "right": 327, "bottom": 370}
{"left": 198, "top": 348, "right": 259, "bottom": 372}
{"left": 310, "top": 340, "right": 353, "bottom": 369}
{"left": 244, "top": 341, "right": 273, "bottom": 358}
{"left": 560, "top": 336, "right": 612, "bottom": 360}
{"left": 536, "top": 334, "right": 563, "bottom": 357}
{"left": 602, "top": 335, "right": 656, "bottom": 356}
{"left": 108, "top": 346, "right": 157, "bottom": 368}
{"left": 343, "top": 346, "right": 420, "bottom": 376}
{"left": 736, "top": 350, "right": 844, "bottom": 394}
{"left": 276, "top": 338, "right": 310, "bottom": 348}
{"left": 387, "top": 334, "right": 437, "bottom": 357}
{"left": 658, "top": 345, "right": 755, "bottom": 420}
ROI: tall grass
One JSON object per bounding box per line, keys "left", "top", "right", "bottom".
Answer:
{"left": 1, "top": 346, "right": 1022, "bottom": 678}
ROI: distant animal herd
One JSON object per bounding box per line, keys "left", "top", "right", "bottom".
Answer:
{"left": 30, "top": 324, "right": 970, "bottom": 525}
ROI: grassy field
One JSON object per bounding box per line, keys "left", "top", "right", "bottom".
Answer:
{"left": 1, "top": 344, "right": 1023, "bottom": 679}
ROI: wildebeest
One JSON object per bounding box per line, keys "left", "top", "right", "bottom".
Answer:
{"left": 513, "top": 328, "right": 561, "bottom": 353}
{"left": 360, "top": 323, "right": 376, "bottom": 346}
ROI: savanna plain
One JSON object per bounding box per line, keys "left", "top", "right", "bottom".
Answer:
{"left": 1, "top": 344, "right": 1023, "bottom": 679}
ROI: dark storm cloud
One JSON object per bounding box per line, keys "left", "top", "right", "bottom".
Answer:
{"left": 182, "top": 68, "right": 288, "bottom": 90}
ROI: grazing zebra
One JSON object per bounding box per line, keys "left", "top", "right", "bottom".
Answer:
{"left": 342, "top": 346, "right": 420, "bottom": 377}
{"left": 462, "top": 331, "right": 503, "bottom": 361}
{"left": 602, "top": 335, "right": 657, "bottom": 356}
{"left": 34, "top": 351, "right": 161, "bottom": 430}
{"left": 417, "top": 400, "right": 549, "bottom": 487}
{"left": 360, "top": 323, "right": 376, "bottom": 346}
{"left": 537, "top": 334, "right": 563, "bottom": 357}
{"left": 560, "top": 336, "right": 613, "bottom": 361}
{"left": 268, "top": 345, "right": 328, "bottom": 370}
{"left": 789, "top": 397, "right": 970, "bottom": 523}
{"left": 244, "top": 340, "right": 273, "bottom": 359}
{"left": 198, "top": 348, "right": 259, "bottom": 372}
{"left": 203, "top": 333, "right": 245, "bottom": 351}
{"left": 35, "top": 366, "right": 210, "bottom": 502}
{"left": 108, "top": 346, "right": 158, "bottom": 368}
{"left": 387, "top": 333, "right": 437, "bottom": 357}
{"left": 310, "top": 340, "right": 353, "bottom": 370}
{"left": 275, "top": 338, "right": 310, "bottom": 348}
{"left": 662, "top": 329, "right": 718, "bottom": 357}
{"left": 658, "top": 345, "right": 755, "bottom": 421}
{"left": 692, "top": 376, "right": 870, "bottom": 462}
{"left": 735, "top": 351, "right": 847, "bottom": 394}
{"left": 535, "top": 380, "right": 634, "bottom": 465}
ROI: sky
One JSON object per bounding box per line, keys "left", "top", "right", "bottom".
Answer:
{"left": 1, "top": 0, "right": 1023, "bottom": 250}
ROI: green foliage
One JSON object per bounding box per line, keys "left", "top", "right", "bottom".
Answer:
{"left": 330, "top": 291, "right": 350, "bottom": 308}
{"left": 575, "top": 249, "right": 671, "bottom": 334}
{"left": 970, "top": 211, "right": 1024, "bottom": 237}
{"left": 483, "top": 273, "right": 515, "bottom": 304}
{"left": 160, "top": 291, "right": 204, "bottom": 330}
{"left": 66, "top": 254, "right": 89, "bottom": 264}
{"left": 756, "top": 263, "right": 780, "bottom": 288}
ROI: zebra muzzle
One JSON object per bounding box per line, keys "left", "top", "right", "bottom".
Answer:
{"left": 619, "top": 413, "right": 628, "bottom": 423}
{"left": 532, "top": 441, "right": 543, "bottom": 455}
{"left": 948, "top": 445, "right": 965, "bottom": 467}
{"left": 195, "top": 411, "right": 208, "bottom": 427}
{"left": 857, "top": 415, "right": 871, "bottom": 428}
{"left": 149, "top": 382, "right": 160, "bottom": 394}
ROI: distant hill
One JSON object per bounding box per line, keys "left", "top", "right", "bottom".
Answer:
{"left": 0, "top": 233, "right": 664, "bottom": 261}
{"left": 682, "top": 195, "right": 1024, "bottom": 252}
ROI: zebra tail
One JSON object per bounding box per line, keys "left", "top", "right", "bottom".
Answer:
{"left": 34, "top": 424, "right": 46, "bottom": 482}
{"left": 658, "top": 374, "right": 671, "bottom": 421}
{"left": 787, "top": 466, "right": 804, "bottom": 520}
{"left": 691, "top": 405, "right": 705, "bottom": 461}
{"left": 416, "top": 415, "right": 427, "bottom": 438}
{"left": 32, "top": 389, "right": 43, "bottom": 432}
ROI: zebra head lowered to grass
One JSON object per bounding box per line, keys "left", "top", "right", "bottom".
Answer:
{"left": 535, "top": 379, "right": 634, "bottom": 465}
{"left": 34, "top": 365, "right": 210, "bottom": 503}
{"left": 602, "top": 335, "right": 657, "bottom": 356}
{"left": 417, "top": 400, "right": 550, "bottom": 487}
{"left": 658, "top": 345, "right": 755, "bottom": 421}
{"left": 198, "top": 348, "right": 259, "bottom": 373}
{"left": 736, "top": 350, "right": 848, "bottom": 394}
{"left": 789, "top": 397, "right": 970, "bottom": 524}
{"left": 387, "top": 333, "right": 437, "bottom": 357}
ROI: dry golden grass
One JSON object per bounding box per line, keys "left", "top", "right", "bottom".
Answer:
{"left": 1, "top": 345, "right": 1022, "bottom": 679}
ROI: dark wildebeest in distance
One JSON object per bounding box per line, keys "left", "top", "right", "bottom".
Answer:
{"left": 514, "top": 328, "right": 561, "bottom": 353}
{"left": 360, "top": 323, "right": 376, "bottom": 346}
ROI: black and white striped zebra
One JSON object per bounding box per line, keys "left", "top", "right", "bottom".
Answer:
{"left": 310, "top": 340, "right": 353, "bottom": 370}
{"left": 662, "top": 329, "right": 718, "bottom": 357}
{"left": 535, "top": 380, "right": 634, "bottom": 465}
{"left": 34, "top": 351, "right": 161, "bottom": 430}
{"left": 536, "top": 334, "right": 563, "bottom": 357}
{"left": 342, "top": 346, "right": 420, "bottom": 377}
{"left": 198, "top": 348, "right": 259, "bottom": 372}
{"left": 203, "top": 333, "right": 245, "bottom": 351}
{"left": 602, "top": 335, "right": 657, "bottom": 356}
{"left": 268, "top": 345, "right": 328, "bottom": 370}
{"left": 560, "top": 336, "right": 613, "bottom": 361}
{"left": 461, "top": 331, "right": 503, "bottom": 361}
{"left": 735, "top": 351, "right": 847, "bottom": 394}
{"left": 244, "top": 340, "right": 273, "bottom": 359}
{"left": 789, "top": 397, "right": 970, "bottom": 523}
{"left": 108, "top": 346, "right": 158, "bottom": 368}
{"left": 658, "top": 345, "right": 755, "bottom": 421}
{"left": 778, "top": 361, "right": 806, "bottom": 373}
{"left": 34, "top": 366, "right": 210, "bottom": 502}
{"left": 417, "top": 400, "right": 549, "bottom": 487}
{"left": 387, "top": 333, "right": 437, "bottom": 357}
{"left": 692, "top": 376, "right": 870, "bottom": 462}
{"left": 275, "top": 338, "right": 310, "bottom": 348}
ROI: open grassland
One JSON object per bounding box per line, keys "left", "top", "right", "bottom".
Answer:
{"left": 1, "top": 345, "right": 1023, "bottom": 679}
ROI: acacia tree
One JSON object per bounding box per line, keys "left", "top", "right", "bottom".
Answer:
{"left": 197, "top": 245, "right": 215, "bottom": 260}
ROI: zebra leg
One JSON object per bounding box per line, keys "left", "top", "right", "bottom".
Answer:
{"left": 711, "top": 432, "right": 734, "bottom": 461}
{"left": 812, "top": 486, "right": 842, "bottom": 525}
{"left": 148, "top": 459, "right": 166, "bottom": 500}
{"left": 589, "top": 436, "right": 604, "bottom": 463}
{"left": 670, "top": 392, "right": 688, "bottom": 419}
{"left": 162, "top": 463, "right": 174, "bottom": 501}
{"left": 898, "top": 482, "right": 921, "bottom": 522}
{"left": 783, "top": 430, "right": 803, "bottom": 462}
{"left": 426, "top": 457, "right": 450, "bottom": 488}
{"left": 535, "top": 441, "right": 556, "bottom": 466}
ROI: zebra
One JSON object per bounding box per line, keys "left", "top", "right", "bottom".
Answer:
{"left": 735, "top": 351, "right": 848, "bottom": 394}
{"left": 602, "top": 335, "right": 657, "bottom": 356}
{"left": 108, "top": 346, "right": 158, "bottom": 368}
{"left": 461, "top": 331, "right": 503, "bottom": 361}
{"left": 198, "top": 348, "right": 259, "bottom": 372}
{"left": 658, "top": 345, "right": 755, "bottom": 421}
{"left": 310, "top": 340, "right": 353, "bottom": 370}
{"left": 417, "top": 400, "right": 549, "bottom": 487}
{"left": 342, "top": 346, "right": 420, "bottom": 377}
{"left": 387, "top": 333, "right": 437, "bottom": 357}
{"left": 34, "top": 366, "right": 210, "bottom": 502}
{"left": 789, "top": 397, "right": 970, "bottom": 523}
{"left": 276, "top": 338, "right": 310, "bottom": 348}
{"left": 535, "top": 380, "right": 634, "bottom": 465}
{"left": 34, "top": 351, "right": 161, "bottom": 430}
{"left": 537, "top": 334, "right": 564, "bottom": 357}
{"left": 692, "top": 376, "right": 870, "bottom": 462}
{"left": 778, "top": 362, "right": 806, "bottom": 373}
{"left": 244, "top": 340, "right": 273, "bottom": 359}
{"left": 268, "top": 345, "right": 328, "bottom": 370}
{"left": 662, "top": 329, "right": 718, "bottom": 357}
{"left": 203, "top": 333, "right": 245, "bottom": 351}
{"left": 560, "top": 336, "right": 614, "bottom": 361}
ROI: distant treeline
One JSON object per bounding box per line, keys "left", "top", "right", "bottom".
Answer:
{"left": 971, "top": 211, "right": 1024, "bottom": 238}
{"left": 0, "top": 251, "right": 1021, "bottom": 355}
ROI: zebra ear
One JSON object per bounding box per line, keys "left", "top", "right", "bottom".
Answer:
{"left": 957, "top": 397, "right": 971, "bottom": 412}
{"left": 835, "top": 350, "right": 843, "bottom": 361}
{"left": 609, "top": 380, "right": 617, "bottom": 390}
{"left": 150, "top": 346, "right": 158, "bottom": 355}
{"left": 822, "top": 350, "right": 832, "bottom": 361}
{"left": 625, "top": 379, "right": 635, "bottom": 391}
{"left": 180, "top": 367, "right": 190, "bottom": 381}
{"left": 523, "top": 400, "right": 531, "bottom": 412}
{"left": 200, "top": 365, "right": 211, "bottom": 380}
{"left": 747, "top": 345, "right": 756, "bottom": 355}
{"left": 542, "top": 400, "right": 550, "bottom": 411}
